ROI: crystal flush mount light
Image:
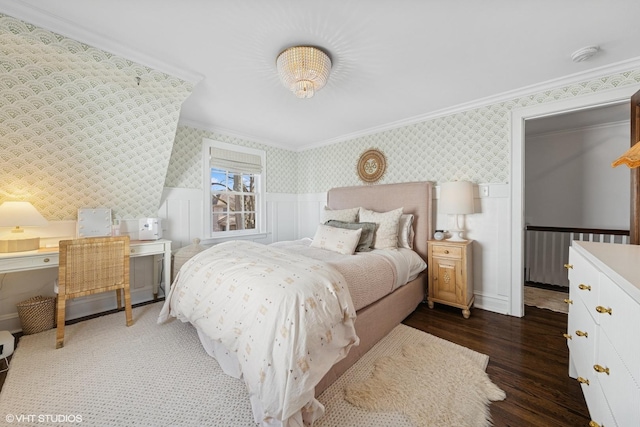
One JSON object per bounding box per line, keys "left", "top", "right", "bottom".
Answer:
{"left": 277, "top": 46, "right": 331, "bottom": 99}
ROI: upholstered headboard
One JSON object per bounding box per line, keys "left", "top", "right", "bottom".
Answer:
{"left": 326, "top": 181, "right": 433, "bottom": 261}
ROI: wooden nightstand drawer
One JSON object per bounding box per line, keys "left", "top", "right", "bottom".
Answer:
{"left": 431, "top": 245, "right": 462, "bottom": 259}
{"left": 427, "top": 240, "right": 473, "bottom": 318}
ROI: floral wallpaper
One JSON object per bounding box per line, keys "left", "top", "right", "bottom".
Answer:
{"left": 0, "top": 14, "right": 193, "bottom": 220}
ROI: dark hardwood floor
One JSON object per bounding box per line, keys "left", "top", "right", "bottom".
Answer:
{"left": 1, "top": 300, "right": 589, "bottom": 426}
{"left": 403, "top": 303, "right": 590, "bottom": 427}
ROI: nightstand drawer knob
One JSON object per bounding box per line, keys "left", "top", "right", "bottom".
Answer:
{"left": 443, "top": 250, "right": 449, "bottom": 254}
{"left": 595, "top": 306, "right": 612, "bottom": 315}
{"left": 578, "top": 284, "right": 591, "bottom": 291}
{"left": 575, "top": 330, "right": 588, "bottom": 338}
{"left": 564, "top": 298, "right": 573, "bottom": 304}
{"left": 588, "top": 422, "right": 601, "bottom": 427}
{"left": 43, "top": 258, "right": 50, "bottom": 263}
{"left": 564, "top": 263, "right": 573, "bottom": 269}
{"left": 593, "top": 364, "right": 609, "bottom": 375}
{"left": 577, "top": 377, "right": 590, "bottom": 385}
{"left": 563, "top": 333, "right": 572, "bottom": 340}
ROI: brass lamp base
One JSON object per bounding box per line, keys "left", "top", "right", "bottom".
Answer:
{"left": 0, "top": 237, "right": 40, "bottom": 253}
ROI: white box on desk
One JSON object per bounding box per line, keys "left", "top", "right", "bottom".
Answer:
{"left": 139, "top": 218, "right": 162, "bottom": 240}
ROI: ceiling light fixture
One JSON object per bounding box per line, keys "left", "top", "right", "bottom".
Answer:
{"left": 571, "top": 45, "right": 600, "bottom": 63}
{"left": 277, "top": 46, "right": 331, "bottom": 99}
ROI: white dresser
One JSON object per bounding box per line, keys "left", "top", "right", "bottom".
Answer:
{"left": 566, "top": 241, "right": 640, "bottom": 427}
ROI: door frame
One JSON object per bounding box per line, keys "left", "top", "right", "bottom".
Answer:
{"left": 510, "top": 84, "right": 640, "bottom": 317}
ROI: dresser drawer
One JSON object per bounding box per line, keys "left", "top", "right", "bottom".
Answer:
{"left": 595, "top": 332, "right": 640, "bottom": 427}
{"left": 567, "top": 298, "right": 597, "bottom": 379}
{"left": 598, "top": 273, "right": 640, "bottom": 386}
{"left": 581, "top": 372, "right": 618, "bottom": 427}
{"left": 431, "top": 245, "right": 462, "bottom": 259}
{"left": 568, "top": 247, "right": 599, "bottom": 322}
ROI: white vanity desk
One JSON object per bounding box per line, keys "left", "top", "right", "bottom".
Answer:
{"left": 566, "top": 240, "right": 640, "bottom": 427}
{"left": 0, "top": 239, "right": 171, "bottom": 299}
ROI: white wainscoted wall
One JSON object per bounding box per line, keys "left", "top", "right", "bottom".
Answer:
{"left": 159, "top": 183, "right": 512, "bottom": 316}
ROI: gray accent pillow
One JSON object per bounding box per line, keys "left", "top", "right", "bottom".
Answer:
{"left": 325, "top": 220, "right": 377, "bottom": 252}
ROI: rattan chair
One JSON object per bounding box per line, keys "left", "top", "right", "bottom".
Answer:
{"left": 56, "top": 235, "right": 133, "bottom": 348}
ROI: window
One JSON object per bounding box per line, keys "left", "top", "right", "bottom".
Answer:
{"left": 202, "top": 139, "right": 266, "bottom": 239}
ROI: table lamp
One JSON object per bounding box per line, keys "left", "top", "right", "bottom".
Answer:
{"left": 0, "top": 201, "right": 49, "bottom": 253}
{"left": 439, "top": 181, "right": 474, "bottom": 242}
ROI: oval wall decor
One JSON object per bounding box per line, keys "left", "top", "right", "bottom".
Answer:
{"left": 357, "top": 149, "right": 386, "bottom": 183}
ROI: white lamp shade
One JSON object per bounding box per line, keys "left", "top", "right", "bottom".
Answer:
{"left": 0, "top": 201, "right": 48, "bottom": 228}
{"left": 439, "top": 181, "right": 474, "bottom": 214}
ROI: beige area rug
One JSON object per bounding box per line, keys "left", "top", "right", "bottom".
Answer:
{"left": 524, "top": 286, "right": 569, "bottom": 314}
{"left": 0, "top": 303, "right": 504, "bottom": 426}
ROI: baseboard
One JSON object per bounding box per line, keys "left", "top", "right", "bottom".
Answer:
{"left": 473, "top": 293, "right": 511, "bottom": 316}
{"left": 0, "top": 287, "right": 159, "bottom": 333}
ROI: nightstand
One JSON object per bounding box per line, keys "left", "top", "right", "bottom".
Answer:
{"left": 427, "top": 240, "right": 474, "bottom": 318}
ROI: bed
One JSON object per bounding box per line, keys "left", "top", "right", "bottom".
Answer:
{"left": 158, "top": 181, "right": 433, "bottom": 426}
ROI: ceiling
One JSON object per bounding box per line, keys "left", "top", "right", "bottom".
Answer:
{"left": 2, "top": 0, "right": 640, "bottom": 150}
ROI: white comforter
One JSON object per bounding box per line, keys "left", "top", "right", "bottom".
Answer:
{"left": 158, "top": 240, "right": 358, "bottom": 426}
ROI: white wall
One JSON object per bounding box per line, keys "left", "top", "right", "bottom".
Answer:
{"left": 525, "top": 122, "right": 631, "bottom": 229}
{"left": 159, "top": 184, "right": 513, "bottom": 315}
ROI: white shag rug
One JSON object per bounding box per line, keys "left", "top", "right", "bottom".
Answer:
{"left": 0, "top": 302, "right": 504, "bottom": 427}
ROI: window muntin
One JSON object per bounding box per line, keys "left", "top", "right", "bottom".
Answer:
{"left": 202, "top": 139, "right": 266, "bottom": 239}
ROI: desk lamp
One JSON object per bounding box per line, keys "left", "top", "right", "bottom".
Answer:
{"left": 439, "top": 181, "right": 474, "bottom": 242}
{"left": 0, "top": 201, "right": 48, "bottom": 252}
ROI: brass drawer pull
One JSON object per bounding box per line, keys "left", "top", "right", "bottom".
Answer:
{"left": 564, "top": 298, "right": 573, "bottom": 305}
{"left": 564, "top": 264, "right": 573, "bottom": 269}
{"left": 588, "top": 421, "right": 601, "bottom": 427}
{"left": 563, "top": 333, "right": 572, "bottom": 340}
{"left": 578, "top": 284, "right": 591, "bottom": 291}
{"left": 575, "top": 330, "right": 588, "bottom": 338}
{"left": 593, "top": 364, "right": 610, "bottom": 375}
{"left": 595, "top": 306, "right": 612, "bottom": 315}
{"left": 443, "top": 250, "right": 449, "bottom": 254}
{"left": 577, "top": 377, "right": 590, "bottom": 385}
{"left": 43, "top": 258, "right": 50, "bottom": 263}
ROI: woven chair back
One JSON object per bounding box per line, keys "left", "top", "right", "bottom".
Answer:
{"left": 58, "top": 236, "right": 130, "bottom": 298}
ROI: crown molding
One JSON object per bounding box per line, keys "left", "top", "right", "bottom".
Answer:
{"left": 0, "top": 0, "right": 203, "bottom": 84}
{"left": 297, "top": 56, "right": 640, "bottom": 152}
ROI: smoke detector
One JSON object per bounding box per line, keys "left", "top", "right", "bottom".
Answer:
{"left": 571, "top": 45, "right": 600, "bottom": 63}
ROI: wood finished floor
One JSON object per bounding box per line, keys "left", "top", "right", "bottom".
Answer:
{"left": 0, "top": 302, "right": 589, "bottom": 426}
{"left": 403, "top": 303, "right": 590, "bottom": 427}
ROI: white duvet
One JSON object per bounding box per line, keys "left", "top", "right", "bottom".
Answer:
{"left": 158, "top": 240, "right": 358, "bottom": 426}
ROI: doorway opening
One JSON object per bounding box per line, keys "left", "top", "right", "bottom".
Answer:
{"left": 510, "top": 84, "right": 640, "bottom": 317}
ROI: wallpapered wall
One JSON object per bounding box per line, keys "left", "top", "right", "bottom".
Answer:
{"left": 0, "top": 14, "right": 193, "bottom": 220}
{"left": 165, "top": 125, "right": 298, "bottom": 194}
{"left": 171, "top": 69, "right": 640, "bottom": 195}
{"left": 296, "top": 70, "right": 640, "bottom": 194}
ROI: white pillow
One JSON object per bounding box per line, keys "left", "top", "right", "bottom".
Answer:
{"left": 398, "top": 214, "right": 415, "bottom": 249}
{"left": 310, "top": 224, "right": 362, "bottom": 255}
{"left": 321, "top": 206, "right": 359, "bottom": 223}
{"left": 359, "top": 207, "right": 403, "bottom": 249}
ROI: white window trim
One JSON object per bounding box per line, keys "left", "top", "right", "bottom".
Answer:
{"left": 202, "top": 138, "right": 266, "bottom": 240}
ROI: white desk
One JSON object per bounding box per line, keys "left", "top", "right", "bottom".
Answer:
{"left": 0, "top": 239, "right": 171, "bottom": 298}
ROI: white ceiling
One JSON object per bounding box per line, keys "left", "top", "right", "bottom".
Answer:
{"left": 2, "top": 0, "right": 640, "bottom": 150}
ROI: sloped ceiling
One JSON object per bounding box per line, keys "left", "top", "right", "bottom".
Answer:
{"left": 2, "top": 0, "right": 640, "bottom": 149}
{"left": 0, "top": 14, "right": 193, "bottom": 220}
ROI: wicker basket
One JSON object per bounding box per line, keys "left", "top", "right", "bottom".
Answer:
{"left": 16, "top": 295, "right": 56, "bottom": 335}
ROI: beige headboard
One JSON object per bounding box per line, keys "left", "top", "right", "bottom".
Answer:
{"left": 326, "top": 181, "right": 433, "bottom": 261}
